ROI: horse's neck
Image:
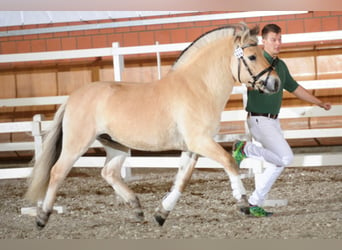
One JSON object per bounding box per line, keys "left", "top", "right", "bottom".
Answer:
{"left": 178, "top": 40, "right": 235, "bottom": 109}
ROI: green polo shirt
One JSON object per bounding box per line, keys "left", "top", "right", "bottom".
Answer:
{"left": 245, "top": 51, "right": 299, "bottom": 115}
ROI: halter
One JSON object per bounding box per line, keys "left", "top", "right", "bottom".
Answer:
{"left": 234, "top": 44, "right": 275, "bottom": 89}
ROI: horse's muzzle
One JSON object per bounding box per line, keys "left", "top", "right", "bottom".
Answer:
{"left": 261, "top": 77, "right": 280, "bottom": 94}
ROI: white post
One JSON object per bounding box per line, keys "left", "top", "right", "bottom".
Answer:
{"left": 32, "top": 114, "right": 44, "bottom": 160}
{"left": 21, "top": 114, "right": 66, "bottom": 216}
{"left": 240, "top": 158, "right": 288, "bottom": 207}
{"left": 156, "top": 41, "right": 161, "bottom": 80}
{"left": 241, "top": 85, "right": 251, "bottom": 141}
{"left": 240, "top": 85, "right": 253, "bottom": 178}
{"left": 112, "top": 42, "right": 124, "bottom": 81}
{"left": 121, "top": 149, "right": 132, "bottom": 180}
{"left": 111, "top": 42, "right": 131, "bottom": 179}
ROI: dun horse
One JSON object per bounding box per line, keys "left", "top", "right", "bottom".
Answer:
{"left": 26, "top": 23, "right": 280, "bottom": 229}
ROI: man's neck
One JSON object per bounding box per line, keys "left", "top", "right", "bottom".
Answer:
{"left": 264, "top": 49, "right": 278, "bottom": 58}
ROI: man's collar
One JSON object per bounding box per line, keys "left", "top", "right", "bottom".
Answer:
{"left": 263, "top": 51, "right": 278, "bottom": 64}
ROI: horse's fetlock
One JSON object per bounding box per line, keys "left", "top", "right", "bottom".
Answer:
{"left": 127, "top": 197, "right": 144, "bottom": 222}
{"left": 128, "top": 196, "right": 142, "bottom": 209}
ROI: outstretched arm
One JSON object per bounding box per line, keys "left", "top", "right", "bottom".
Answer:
{"left": 292, "top": 85, "right": 332, "bottom": 110}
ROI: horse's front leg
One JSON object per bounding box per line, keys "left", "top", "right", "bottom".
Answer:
{"left": 154, "top": 151, "right": 198, "bottom": 226}
{"left": 188, "top": 137, "right": 249, "bottom": 210}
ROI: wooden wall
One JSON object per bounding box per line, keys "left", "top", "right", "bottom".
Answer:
{"left": 0, "top": 11, "right": 342, "bottom": 160}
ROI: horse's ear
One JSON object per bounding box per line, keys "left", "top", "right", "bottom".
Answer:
{"left": 234, "top": 22, "right": 246, "bottom": 45}
{"left": 234, "top": 35, "right": 242, "bottom": 45}
{"left": 249, "top": 25, "right": 260, "bottom": 37}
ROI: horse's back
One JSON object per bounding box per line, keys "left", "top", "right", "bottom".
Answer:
{"left": 64, "top": 81, "right": 184, "bottom": 151}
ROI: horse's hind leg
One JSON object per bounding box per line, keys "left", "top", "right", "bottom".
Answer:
{"left": 154, "top": 151, "right": 198, "bottom": 226}
{"left": 37, "top": 151, "right": 83, "bottom": 229}
{"left": 36, "top": 122, "right": 96, "bottom": 229}
{"left": 99, "top": 141, "right": 144, "bottom": 222}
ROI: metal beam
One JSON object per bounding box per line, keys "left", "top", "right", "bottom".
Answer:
{"left": 0, "top": 11, "right": 308, "bottom": 37}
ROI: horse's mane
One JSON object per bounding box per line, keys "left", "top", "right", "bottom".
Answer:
{"left": 172, "top": 23, "right": 259, "bottom": 70}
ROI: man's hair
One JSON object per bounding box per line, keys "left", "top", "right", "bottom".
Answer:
{"left": 261, "top": 24, "right": 281, "bottom": 39}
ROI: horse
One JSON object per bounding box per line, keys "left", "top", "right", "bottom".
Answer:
{"left": 25, "top": 23, "right": 280, "bottom": 229}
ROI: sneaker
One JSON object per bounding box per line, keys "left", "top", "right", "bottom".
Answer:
{"left": 232, "top": 140, "right": 247, "bottom": 166}
{"left": 249, "top": 206, "right": 273, "bottom": 217}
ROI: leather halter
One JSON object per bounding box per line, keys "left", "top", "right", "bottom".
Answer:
{"left": 234, "top": 44, "right": 275, "bottom": 89}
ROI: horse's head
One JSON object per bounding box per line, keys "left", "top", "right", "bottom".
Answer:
{"left": 230, "top": 24, "right": 280, "bottom": 94}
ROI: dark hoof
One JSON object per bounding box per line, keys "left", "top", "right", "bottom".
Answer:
{"left": 154, "top": 214, "right": 166, "bottom": 226}
{"left": 35, "top": 209, "right": 51, "bottom": 230}
{"left": 134, "top": 211, "right": 145, "bottom": 222}
{"left": 154, "top": 206, "right": 170, "bottom": 226}
{"left": 36, "top": 220, "right": 46, "bottom": 230}
{"left": 237, "top": 195, "right": 250, "bottom": 215}
{"left": 239, "top": 206, "right": 250, "bottom": 215}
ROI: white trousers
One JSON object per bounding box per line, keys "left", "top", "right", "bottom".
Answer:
{"left": 244, "top": 116, "right": 294, "bottom": 206}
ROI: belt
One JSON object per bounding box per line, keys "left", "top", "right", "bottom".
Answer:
{"left": 248, "top": 112, "right": 278, "bottom": 119}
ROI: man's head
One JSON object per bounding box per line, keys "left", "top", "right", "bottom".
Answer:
{"left": 262, "top": 24, "right": 282, "bottom": 57}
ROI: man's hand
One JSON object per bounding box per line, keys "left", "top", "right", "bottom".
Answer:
{"left": 318, "top": 102, "right": 332, "bottom": 111}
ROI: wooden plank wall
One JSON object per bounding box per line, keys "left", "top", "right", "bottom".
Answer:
{"left": 0, "top": 11, "right": 342, "bottom": 160}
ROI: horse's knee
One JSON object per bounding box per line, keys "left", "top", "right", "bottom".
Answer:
{"left": 102, "top": 156, "right": 125, "bottom": 179}
{"left": 221, "top": 153, "right": 239, "bottom": 176}
{"left": 101, "top": 165, "right": 118, "bottom": 181}
{"left": 101, "top": 166, "right": 111, "bottom": 180}
{"left": 50, "top": 165, "right": 64, "bottom": 181}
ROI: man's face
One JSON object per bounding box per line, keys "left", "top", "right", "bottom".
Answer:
{"left": 262, "top": 31, "right": 282, "bottom": 56}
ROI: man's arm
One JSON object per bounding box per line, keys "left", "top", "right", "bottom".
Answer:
{"left": 292, "top": 85, "right": 332, "bottom": 110}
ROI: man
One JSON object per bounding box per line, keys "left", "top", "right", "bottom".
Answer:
{"left": 232, "top": 24, "right": 331, "bottom": 217}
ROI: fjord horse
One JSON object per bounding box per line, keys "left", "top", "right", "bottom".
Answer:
{"left": 26, "top": 23, "right": 280, "bottom": 228}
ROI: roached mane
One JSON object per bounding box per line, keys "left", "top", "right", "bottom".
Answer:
{"left": 172, "top": 23, "right": 259, "bottom": 70}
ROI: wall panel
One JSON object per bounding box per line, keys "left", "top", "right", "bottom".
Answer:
{"left": 0, "top": 11, "right": 342, "bottom": 160}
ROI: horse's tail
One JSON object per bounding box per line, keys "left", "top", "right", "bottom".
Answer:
{"left": 25, "top": 102, "right": 66, "bottom": 203}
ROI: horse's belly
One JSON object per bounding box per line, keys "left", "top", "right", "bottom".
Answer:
{"left": 106, "top": 122, "right": 186, "bottom": 152}
{"left": 114, "top": 134, "right": 185, "bottom": 152}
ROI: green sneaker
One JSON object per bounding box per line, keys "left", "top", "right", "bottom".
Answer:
{"left": 249, "top": 206, "right": 273, "bottom": 217}
{"left": 232, "top": 140, "right": 247, "bottom": 166}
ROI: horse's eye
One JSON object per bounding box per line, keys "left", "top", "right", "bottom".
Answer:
{"left": 248, "top": 55, "right": 256, "bottom": 61}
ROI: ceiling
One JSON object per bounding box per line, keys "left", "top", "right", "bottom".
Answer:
{"left": 0, "top": 11, "right": 197, "bottom": 27}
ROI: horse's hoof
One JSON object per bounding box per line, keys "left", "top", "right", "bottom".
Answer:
{"left": 36, "top": 220, "right": 46, "bottom": 230}
{"left": 134, "top": 211, "right": 145, "bottom": 222}
{"left": 154, "top": 206, "right": 170, "bottom": 226}
{"left": 154, "top": 214, "right": 166, "bottom": 226}
{"left": 36, "top": 209, "right": 51, "bottom": 230}
{"left": 236, "top": 195, "right": 250, "bottom": 215}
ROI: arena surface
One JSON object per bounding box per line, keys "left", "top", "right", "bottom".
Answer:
{"left": 0, "top": 166, "right": 341, "bottom": 239}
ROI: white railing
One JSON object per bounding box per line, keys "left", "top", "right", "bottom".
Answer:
{"left": 1, "top": 31, "right": 342, "bottom": 180}
{"left": 1, "top": 30, "right": 342, "bottom": 79}
{"left": 0, "top": 82, "right": 341, "bottom": 180}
